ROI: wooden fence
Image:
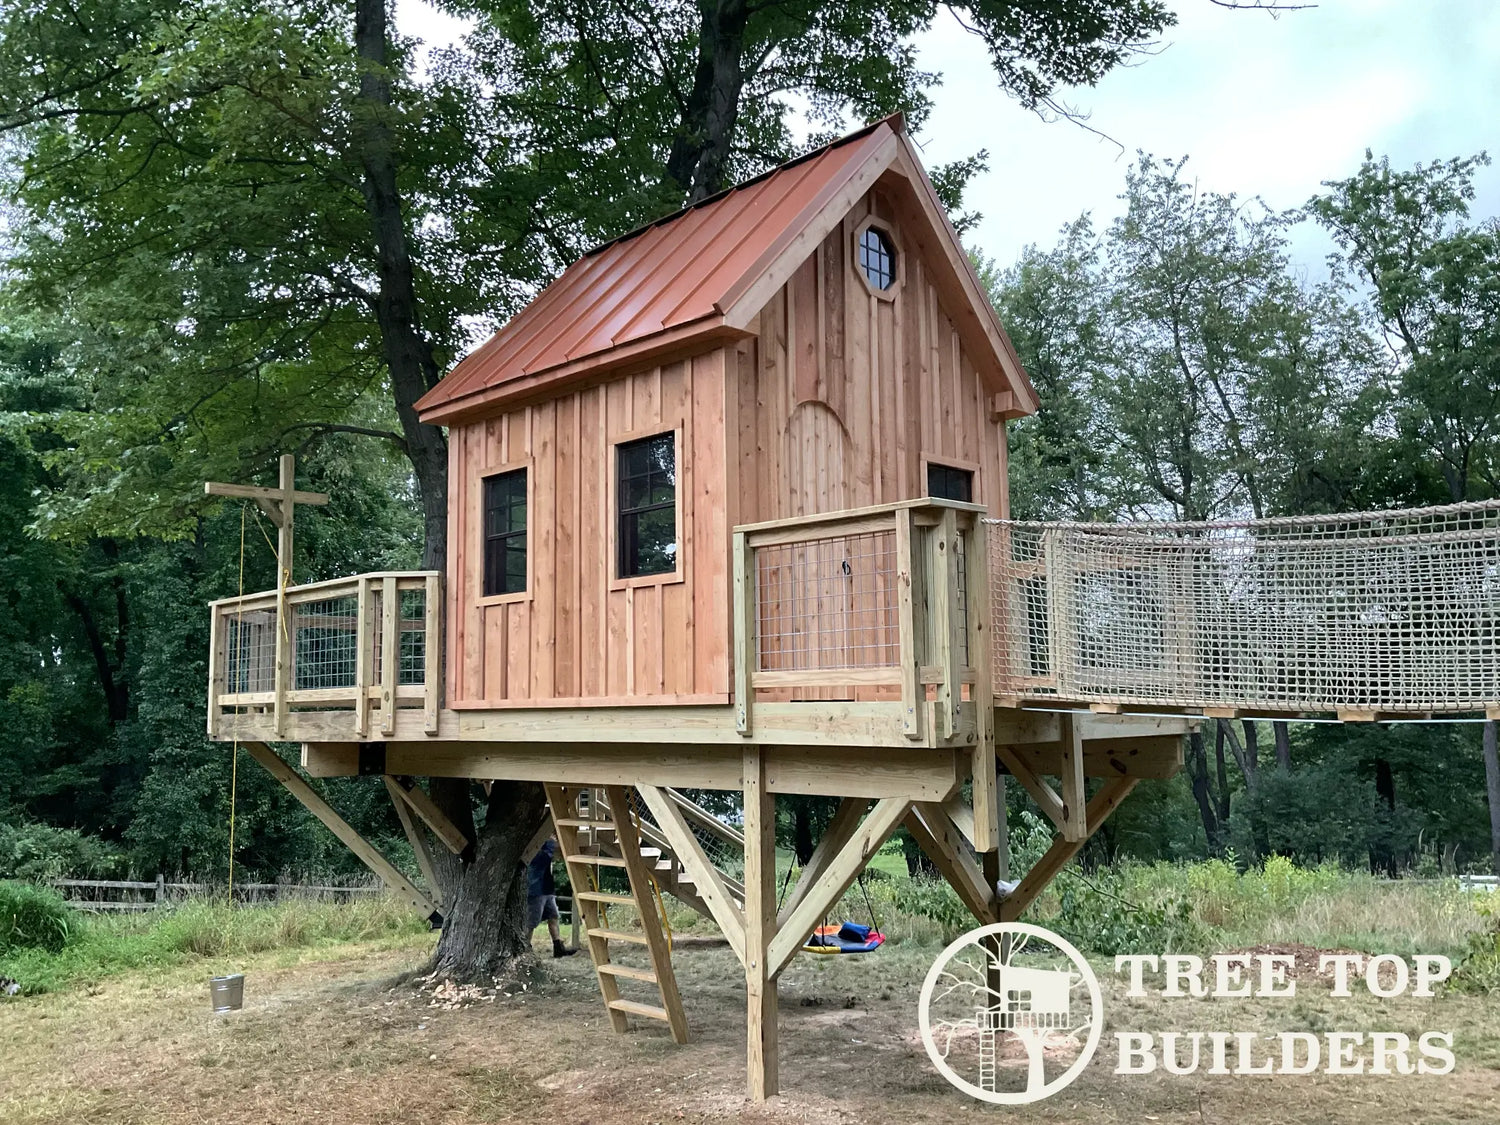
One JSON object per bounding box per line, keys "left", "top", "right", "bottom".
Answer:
{"left": 48, "top": 878, "right": 383, "bottom": 912}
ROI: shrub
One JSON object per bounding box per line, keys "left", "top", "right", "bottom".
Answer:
{"left": 0, "top": 822, "right": 127, "bottom": 881}
{"left": 1452, "top": 896, "right": 1500, "bottom": 994}
{"left": 0, "top": 881, "right": 74, "bottom": 954}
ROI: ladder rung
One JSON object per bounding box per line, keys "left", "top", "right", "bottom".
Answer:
{"left": 566, "top": 854, "right": 628, "bottom": 868}
{"left": 587, "top": 928, "right": 649, "bottom": 945}
{"left": 555, "top": 818, "right": 615, "bottom": 829}
{"left": 576, "top": 891, "right": 636, "bottom": 906}
{"left": 597, "top": 963, "right": 657, "bottom": 984}
{"left": 607, "top": 998, "right": 671, "bottom": 1022}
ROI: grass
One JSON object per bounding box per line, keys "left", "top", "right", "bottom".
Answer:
{"left": 0, "top": 895, "right": 432, "bottom": 995}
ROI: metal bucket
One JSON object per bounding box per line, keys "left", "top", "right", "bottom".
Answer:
{"left": 209, "top": 973, "right": 244, "bottom": 1013}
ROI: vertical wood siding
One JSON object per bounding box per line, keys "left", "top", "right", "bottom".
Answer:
{"left": 732, "top": 183, "right": 1009, "bottom": 526}
{"left": 447, "top": 349, "right": 731, "bottom": 707}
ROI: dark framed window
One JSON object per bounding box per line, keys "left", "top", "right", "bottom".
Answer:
{"left": 617, "top": 432, "right": 677, "bottom": 578}
{"left": 859, "top": 226, "right": 896, "bottom": 290}
{"left": 482, "top": 468, "right": 527, "bottom": 596}
{"left": 927, "top": 462, "right": 974, "bottom": 503}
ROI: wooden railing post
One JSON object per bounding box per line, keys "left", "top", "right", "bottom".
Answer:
{"left": 379, "top": 575, "right": 398, "bottom": 736}
{"left": 929, "top": 507, "right": 961, "bottom": 740}
{"left": 734, "top": 530, "right": 755, "bottom": 736}
{"left": 895, "top": 508, "right": 922, "bottom": 740}
{"left": 206, "top": 607, "right": 224, "bottom": 738}
{"left": 354, "top": 576, "right": 372, "bottom": 737}
{"left": 272, "top": 593, "right": 290, "bottom": 738}
{"left": 423, "top": 574, "right": 442, "bottom": 733}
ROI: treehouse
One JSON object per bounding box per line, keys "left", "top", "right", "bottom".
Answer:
{"left": 204, "top": 115, "right": 1500, "bottom": 1102}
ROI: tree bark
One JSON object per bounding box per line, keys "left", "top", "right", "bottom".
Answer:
{"left": 1241, "top": 720, "right": 1260, "bottom": 775}
{"left": 427, "top": 779, "right": 551, "bottom": 981}
{"left": 791, "top": 799, "right": 815, "bottom": 867}
{"left": 1273, "top": 721, "right": 1292, "bottom": 771}
{"left": 1483, "top": 720, "right": 1500, "bottom": 877}
{"left": 1188, "top": 731, "right": 1220, "bottom": 851}
{"left": 352, "top": 0, "right": 449, "bottom": 573}
{"left": 1373, "top": 757, "right": 1398, "bottom": 878}
{"left": 1213, "top": 721, "right": 1232, "bottom": 827}
{"left": 665, "top": 0, "right": 750, "bottom": 202}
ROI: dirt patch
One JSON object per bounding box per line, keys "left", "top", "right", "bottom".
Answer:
{"left": 1221, "top": 943, "right": 1368, "bottom": 981}
{"left": 2, "top": 936, "right": 1498, "bottom": 1124}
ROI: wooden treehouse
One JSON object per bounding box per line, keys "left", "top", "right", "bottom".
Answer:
{"left": 205, "top": 116, "right": 1500, "bottom": 1101}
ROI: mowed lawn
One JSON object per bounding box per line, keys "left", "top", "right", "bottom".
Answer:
{"left": 5, "top": 926, "right": 1500, "bottom": 1125}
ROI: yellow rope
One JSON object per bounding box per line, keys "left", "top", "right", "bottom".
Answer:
{"left": 226, "top": 504, "right": 248, "bottom": 905}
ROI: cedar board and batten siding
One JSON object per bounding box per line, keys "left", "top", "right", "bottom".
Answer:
{"left": 446, "top": 350, "right": 731, "bottom": 708}
{"left": 446, "top": 182, "right": 1006, "bottom": 709}
{"left": 731, "top": 183, "right": 1008, "bottom": 525}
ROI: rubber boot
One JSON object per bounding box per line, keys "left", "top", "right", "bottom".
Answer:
{"left": 553, "top": 939, "right": 577, "bottom": 958}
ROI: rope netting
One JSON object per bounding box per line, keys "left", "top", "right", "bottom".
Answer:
{"left": 987, "top": 501, "right": 1500, "bottom": 714}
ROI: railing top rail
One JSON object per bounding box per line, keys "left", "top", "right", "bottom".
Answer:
{"left": 209, "top": 569, "right": 441, "bottom": 609}
{"left": 734, "top": 497, "right": 986, "bottom": 538}
{"left": 664, "top": 787, "right": 746, "bottom": 849}
{"left": 984, "top": 498, "right": 1500, "bottom": 537}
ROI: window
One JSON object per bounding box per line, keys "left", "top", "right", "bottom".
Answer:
{"left": 482, "top": 469, "right": 527, "bottom": 596}
{"left": 859, "top": 226, "right": 896, "bottom": 290}
{"left": 617, "top": 433, "right": 677, "bottom": 578}
{"left": 927, "top": 461, "right": 974, "bottom": 503}
{"left": 1007, "top": 989, "right": 1033, "bottom": 1012}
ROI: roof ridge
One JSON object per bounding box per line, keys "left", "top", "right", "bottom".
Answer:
{"left": 581, "top": 113, "right": 905, "bottom": 260}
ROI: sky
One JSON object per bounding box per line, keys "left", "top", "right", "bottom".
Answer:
{"left": 394, "top": 0, "right": 1500, "bottom": 276}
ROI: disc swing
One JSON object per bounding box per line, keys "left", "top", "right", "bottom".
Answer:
{"left": 777, "top": 853, "right": 886, "bottom": 956}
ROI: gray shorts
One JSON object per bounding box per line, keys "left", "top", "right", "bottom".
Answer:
{"left": 527, "top": 894, "right": 559, "bottom": 932}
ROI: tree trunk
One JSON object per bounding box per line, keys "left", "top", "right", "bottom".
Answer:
{"left": 665, "top": 0, "right": 749, "bottom": 202}
{"left": 1188, "top": 731, "right": 1220, "bottom": 851}
{"left": 791, "top": 800, "right": 815, "bottom": 867}
{"left": 427, "top": 779, "right": 551, "bottom": 981}
{"left": 1373, "top": 758, "right": 1397, "bottom": 878}
{"left": 1483, "top": 720, "right": 1500, "bottom": 877}
{"left": 352, "top": 0, "right": 535, "bottom": 978}
{"left": 1273, "top": 721, "right": 1292, "bottom": 771}
{"left": 352, "top": 0, "right": 449, "bottom": 573}
{"left": 1213, "top": 721, "right": 1232, "bottom": 827}
{"left": 1241, "top": 720, "right": 1260, "bottom": 775}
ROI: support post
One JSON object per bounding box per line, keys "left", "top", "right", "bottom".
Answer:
{"left": 272, "top": 454, "right": 295, "bottom": 738}
{"left": 930, "top": 507, "right": 960, "bottom": 740}
{"left": 354, "top": 576, "right": 373, "bottom": 737}
{"left": 965, "top": 516, "right": 997, "bottom": 849}
{"left": 743, "top": 748, "right": 778, "bottom": 1101}
{"left": 423, "top": 574, "right": 442, "bottom": 733}
{"left": 1059, "top": 712, "right": 1087, "bottom": 842}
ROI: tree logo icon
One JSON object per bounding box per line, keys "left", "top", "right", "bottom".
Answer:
{"left": 918, "top": 922, "right": 1104, "bottom": 1104}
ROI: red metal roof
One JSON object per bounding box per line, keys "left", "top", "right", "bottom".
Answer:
{"left": 417, "top": 116, "right": 1036, "bottom": 424}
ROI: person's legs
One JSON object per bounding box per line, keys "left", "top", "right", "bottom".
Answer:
{"left": 542, "top": 895, "right": 574, "bottom": 957}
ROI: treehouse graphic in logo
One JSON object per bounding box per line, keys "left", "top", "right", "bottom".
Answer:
{"left": 918, "top": 922, "right": 1104, "bottom": 1105}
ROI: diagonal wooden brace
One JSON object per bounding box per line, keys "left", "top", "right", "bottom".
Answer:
{"left": 767, "top": 797, "right": 911, "bottom": 976}
{"left": 905, "top": 802, "right": 997, "bottom": 925}
{"left": 241, "top": 742, "right": 439, "bottom": 923}
{"left": 388, "top": 776, "right": 469, "bottom": 855}
{"left": 636, "top": 784, "right": 748, "bottom": 967}
{"left": 999, "top": 776, "right": 1138, "bottom": 921}
{"left": 778, "top": 797, "right": 868, "bottom": 925}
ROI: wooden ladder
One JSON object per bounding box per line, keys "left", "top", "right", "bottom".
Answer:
{"left": 544, "top": 783, "right": 688, "bottom": 1044}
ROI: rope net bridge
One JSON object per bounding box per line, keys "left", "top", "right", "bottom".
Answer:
{"left": 988, "top": 501, "right": 1500, "bottom": 717}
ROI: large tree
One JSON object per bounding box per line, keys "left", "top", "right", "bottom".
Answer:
{"left": 1, "top": 0, "right": 1179, "bottom": 979}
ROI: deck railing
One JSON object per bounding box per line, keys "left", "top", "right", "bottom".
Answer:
{"left": 208, "top": 571, "right": 442, "bottom": 737}
{"left": 732, "top": 499, "right": 990, "bottom": 740}
{"left": 989, "top": 501, "right": 1500, "bottom": 715}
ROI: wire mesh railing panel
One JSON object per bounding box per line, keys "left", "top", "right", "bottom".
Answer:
{"left": 755, "top": 530, "right": 900, "bottom": 673}
{"left": 292, "top": 595, "right": 359, "bottom": 691}
{"left": 622, "top": 789, "right": 745, "bottom": 883}
{"left": 371, "top": 585, "right": 428, "bottom": 691}
{"left": 989, "top": 501, "right": 1500, "bottom": 713}
{"left": 224, "top": 610, "right": 277, "bottom": 694}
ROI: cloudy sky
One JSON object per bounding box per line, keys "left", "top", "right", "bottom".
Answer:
{"left": 396, "top": 1, "right": 1500, "bottom": 275}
